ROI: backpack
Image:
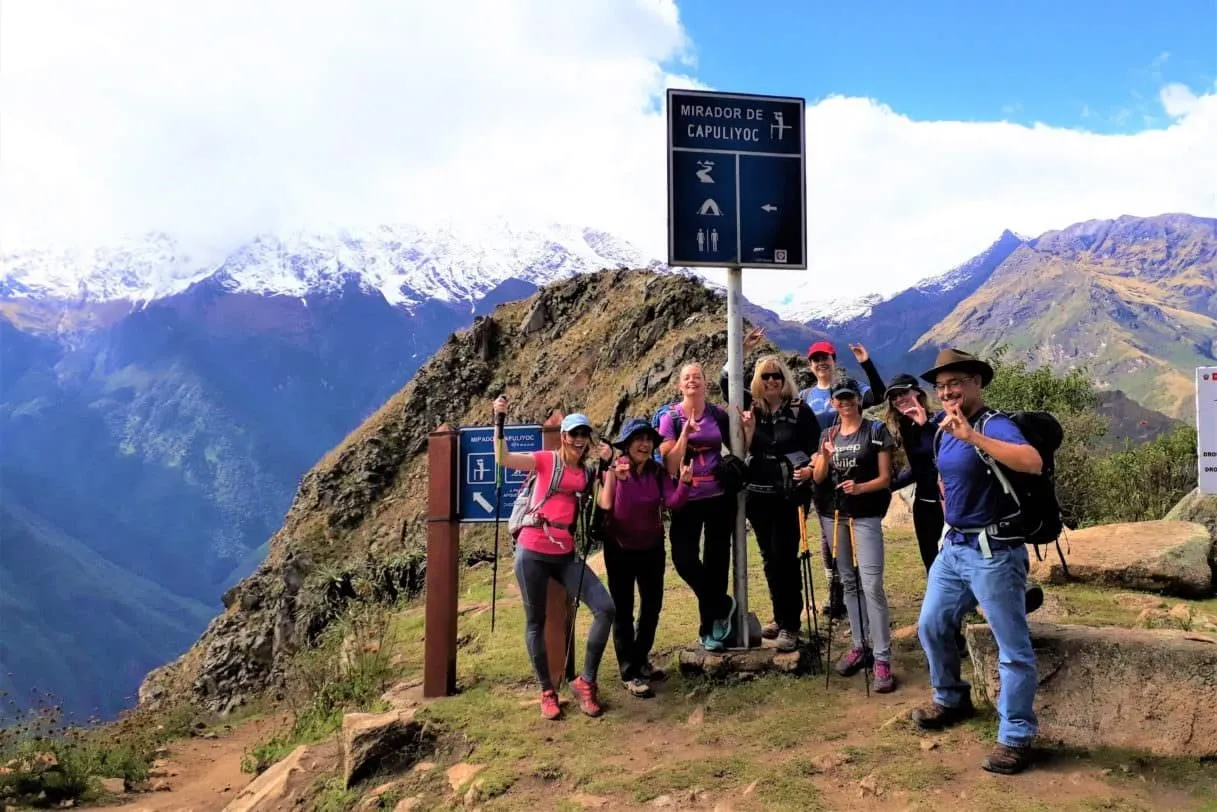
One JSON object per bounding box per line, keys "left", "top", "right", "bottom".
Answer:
{"left": 935, "top": 409, "right": 1068, "bottom": 569}
{"left": 649, "top": 401, "right": 677, "bottom": 462}
{"left": 508, "top": 451, "right": 568, "bottom": 540}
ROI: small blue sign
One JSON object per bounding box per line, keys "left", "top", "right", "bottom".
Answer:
{"left": 667, "top": 89, "right": 806, "bottom": 270}
{"left": 457, "top": 424, "right": 543, "bottom": 522}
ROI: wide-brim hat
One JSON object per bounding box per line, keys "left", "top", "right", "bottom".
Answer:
{"left": 920, "top": 348, "right": 994, "bottom": 387}
{"left": 885, "top": 373, "right": 923, "bottom": 397}
{"left": 612, "top": 417, "right": 662, "bottom": 450}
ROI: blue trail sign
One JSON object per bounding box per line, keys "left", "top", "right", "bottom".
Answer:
{"left": 457, "top": 424, "right": 543, "bottom": 522}
{"left": 666, "top": 89, "right": 807, "bottom": 270}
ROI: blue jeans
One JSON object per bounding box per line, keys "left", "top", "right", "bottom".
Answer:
{"left": 917, "top": 539, "right": 1038, "bottom": 747}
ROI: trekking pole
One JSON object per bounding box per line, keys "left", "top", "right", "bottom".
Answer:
{"left": 491, "top": 410, "right": 506, "bottom": 633}
{"left": 825, "top": 509, "right": 840, "bottom": 689}
{"left": 798, "top": 504, "right": 822, "bottom": 673}
{"left": 848, "top": 515, "right": 871, "bottom": 698}
{"left": 563, "top": 488, "right": 595, "bottom": 688}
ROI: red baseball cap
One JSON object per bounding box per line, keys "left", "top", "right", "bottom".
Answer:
{"left": 807, "top": 341, "right": 837, "bottom": 358}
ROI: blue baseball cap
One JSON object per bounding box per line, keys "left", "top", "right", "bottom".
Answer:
{"left": 560, "top": 413, "right": 593, "bottom": 433}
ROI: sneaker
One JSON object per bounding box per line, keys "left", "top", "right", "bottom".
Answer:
{"left": 981, "top": 743, "right": 1033, "bottom": 775}
{"left": 570, "top": 676, "right": 602, "bottom": 717}
{"left": 701, "top": 634, "right": 725, "bottom": 652}
{"left": 1025, "top": 581, "right": 1044, "bottom": 614}
{"left": 761, "top": 620, "right": 780, "bottom": 640}
{"left": 639, "top": 662, "right": 666, "bottom": 682}
{"left": 871, "top": 660, "right": 895, "bottom": 693}
{"left": 775, "top": 630, "right": 798, "bottom": 652}
{"left": 712, "top": 596, "right": 737, "bottom": 643}
{"left": 835, "top": 646, "right": 873, "bottom": 677}
{"left": 540, "top": 689, "right": 561, "bottom": 720}
{"left": 910, "top": 697, "right": 976, "bottom": 731}
{"left": 623, "top": 677, "right": 653, "bottom": 698}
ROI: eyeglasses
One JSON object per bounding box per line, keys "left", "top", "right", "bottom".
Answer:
{"left": 933, "top": 377, "right": 972, "bottom": 393}
{"left": 809, "top": 354, "right": 833, "bottom": 363}
{"left": 833, "top": 393, "right": 857, "bottom": 401}
{"left": 760, "top": 372, "right": 784, "bottom": 382}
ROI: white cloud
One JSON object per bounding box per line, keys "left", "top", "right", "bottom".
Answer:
{"left": 1, "top": 1, "right": 1215, "bottom": 317}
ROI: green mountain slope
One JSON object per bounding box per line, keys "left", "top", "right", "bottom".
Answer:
{"left": 914, "top": 214, "right": 1217, "bottom": 419}
{"left": 0, "top": 479, "right": 215, "bottom": 722}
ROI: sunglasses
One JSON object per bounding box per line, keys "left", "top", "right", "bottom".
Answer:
{"left": 567, "top": 427, "right": 592, "bottom": 438}
{"left": 887, "top": 388, "right": 917, "bottom": 401}
{"left": 760, "top": 372, "right": 784, "bottom": 382}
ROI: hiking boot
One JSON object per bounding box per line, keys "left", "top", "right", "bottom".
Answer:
{"left": 835, "top": 646, "right": 873, "bottom": 677}
{"left": 1025, "top": 581, "right": 1044, "bottom": 614}
{"left": 570, "top": 676, "right": 602, "bottom": 717}
{"left": 639, "top": 662, "right": 666, "bottom": 682}
{"left": 623, "top": 678, "right": 653, "bottom": 699}
{"left": 910, "top": 697, "right": 976, "bottom": 731}
{"left": 701, "top": 634, "right": 725, "bottom": 652}
{"left": 775, "top": 630, "right": 798, "bottom": 652}
{"left": 761, "top": 620, "right": 780, "bottom": 640}
{"left": 712, "top": 596, "right": 737, "bottom": 643}
{"left": 871, "top": 660, "right": 895, "bottom": 693}
{"left": 540, "top": 689, "right": 561, "bottom": 720}
{"left": 981, "top": 743, "right": 1033, "bottom": 775}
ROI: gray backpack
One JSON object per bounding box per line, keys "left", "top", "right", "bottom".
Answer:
{"left": 508, "top": 451, "right": 567, "bottom": 539}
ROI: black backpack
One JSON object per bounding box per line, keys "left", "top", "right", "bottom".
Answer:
{"left": 935, "top": 408, "right": 1068, "bottom": 569}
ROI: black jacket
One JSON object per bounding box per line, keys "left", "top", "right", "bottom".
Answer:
{"left": 891, "top": 411, "right": 944, "bottom": 500}
{"left": 744, "top": 398, "right": 821, "bottom": 496}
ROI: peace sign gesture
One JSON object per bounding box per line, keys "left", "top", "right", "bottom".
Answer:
{"left": 848, "top": 343, "right": 869, "bottom": 364}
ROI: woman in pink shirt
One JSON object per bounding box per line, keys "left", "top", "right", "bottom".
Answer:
{"left": 492, "top": 396, "right": 616, "bottom": 721}
{"left": 596, "top": 418, "right": 693, "bottom": 698}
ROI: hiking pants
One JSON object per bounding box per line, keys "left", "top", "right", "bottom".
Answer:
{"left": 818, "top": 514, "right": 891, "bottom": 662}
{"left": 913, "top": 495, "right": 945, "bottom": 573}
{"left": 514, "top": 547, "right": 615, "bottom": 691}
{"left": 918, "top": 540, "right": 1038, "bottom": 747}
{"left": 746, "top": 492, "right": 803, "bottom": 634}
{"left": 669, "top": 494, "right": 735, "bottom": 638}
{"left": 603, "top": 541, "right": 665, "bottom": 681}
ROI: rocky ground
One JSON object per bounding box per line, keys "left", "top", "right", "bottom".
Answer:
{"left": 70, "top": 494, "right": 1217, "bottom": 812}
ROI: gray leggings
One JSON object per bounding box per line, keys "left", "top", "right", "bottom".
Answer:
{"left": 514, "top": 547, "right": 616, "bottom": 691}
{"left": 818, "top": 514, "right": 892, "bottom": 662}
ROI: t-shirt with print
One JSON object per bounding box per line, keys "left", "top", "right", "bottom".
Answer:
{"left": 936, "top": 411, "right": 1028, "bottom": 544}
{"left": 817, "top": 419, "right": 896, "bottom": 518}
{"left": 516, "top": 450, "right": 589, "bottom": 556}
{"left": 658, "top": 403, "right": 725, "bottom": 501}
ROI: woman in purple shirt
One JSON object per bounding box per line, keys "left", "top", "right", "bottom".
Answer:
{"left": 596, "top": 418, "right": 692, "bottom": 698}
{"left": 657, "top": 363, "right": 743, "bottom": 652}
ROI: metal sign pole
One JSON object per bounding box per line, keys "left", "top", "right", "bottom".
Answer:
{"left": 726, "top": 264, "right": 750, "bottom": 647}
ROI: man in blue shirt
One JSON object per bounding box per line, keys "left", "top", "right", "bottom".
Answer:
{"left": 910, "top": 349, "right": 1043, "bottom": 776}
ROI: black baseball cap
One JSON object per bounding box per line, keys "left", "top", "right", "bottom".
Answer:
{"left": 831, "top": 378, "right": 862, "bottom": 399}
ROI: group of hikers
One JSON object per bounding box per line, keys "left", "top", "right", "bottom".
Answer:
{"left": 491, "top": 333, "right": 1046, "bottom": 775}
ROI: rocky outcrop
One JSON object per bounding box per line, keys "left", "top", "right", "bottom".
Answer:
{"left": 1030, "top": 520, "right": 1214, "bottom": 597}
{"left": 223, "top": 742, "right": 339, "bottom": 812}
{"left": 342, "top": 708, "right": 433, "bottom": 788}
{"left": 1165, "top": 488, "right": 1217, "bottom": 540}
{"left": 139, "top": 269, "right": 778, "bottom": 716}
{"left": 966, "top": 621, "right": 1217, "bottom": 757}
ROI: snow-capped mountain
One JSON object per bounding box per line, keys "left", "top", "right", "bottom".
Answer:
{"left": 0, "top": 221, "right": 661, "bottom": 310}
{"left": 784, "top": 292, "right": 887, "bottom": 326}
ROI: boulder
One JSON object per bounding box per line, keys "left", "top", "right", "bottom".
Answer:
{"left": 223, "top": 742, "right": 338, "bottom": 812}
{"left": 342, "top": 708, "right": 433, "bottom": 788}
{"left": 882, "top": 487, "right": 913, "bottom": 531}
{"left": 965, "top": 621, "right": 1217, "bottom": 757}
{"left": 1030, "top": 520, "right": 1214, "bottom": 597}
{"left": 1165, "top": 489, "right": 1217, "bottom": 539}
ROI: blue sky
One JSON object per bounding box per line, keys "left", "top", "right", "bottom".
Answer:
{"left": 675, "top": 0, "right": 1216, "bottom": 133}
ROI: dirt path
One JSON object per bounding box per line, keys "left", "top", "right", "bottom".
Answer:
{"left": 87, "top": 714, "right": 290, "bottom": 812}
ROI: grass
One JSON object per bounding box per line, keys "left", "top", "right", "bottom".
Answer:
{"left": 290, "top": 523, "right": 1214, "bottom": 811}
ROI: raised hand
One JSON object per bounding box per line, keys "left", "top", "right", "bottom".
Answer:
{"left": 939, "top": 401, "right": 974, "bottom": 443}
{"left": 597, "top": 441, "right": 614, "bottom": 462}
{"left": 492, "top": 394, "right": 509, "bottom": 416}
{"left": 679, "top": 461, "right": 694, "bottom": 484}
{"left": 737, "top": 406, "right": 755, "bottom": 432}
{"left": 744, "top": 326, "right": 766, "bottom": 351}
{"left": 848, "top": 343, "right": 869, "bottom": 364}
{"left": 613, "top": 456, "right": 631, "bottom": 480}
{"left": 901, "top": 399, "right": 928, "bottom": 426}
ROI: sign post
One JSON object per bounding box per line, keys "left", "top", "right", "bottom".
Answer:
{"left": 667, "top": 88, "right": 807, "bottom": 648}
{"left": 1198, "top": 367, "right": 1217, "bottom": 495}
{"left": 457, "top": 424, "right": 543, "bottom": 521}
